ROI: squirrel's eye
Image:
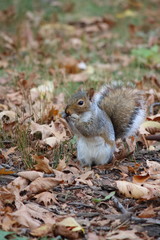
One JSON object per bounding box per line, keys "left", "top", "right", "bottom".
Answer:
{"left": 77, "top": 100, "right": 84, "bottom": 105}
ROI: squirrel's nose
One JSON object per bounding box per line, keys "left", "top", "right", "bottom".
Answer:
{"left": 64, "top": 107, "right": 72, "bottom": 117}
{"left": 61, "top": 111, "right": 67, "bottom": 118}
{"left": 61, "top": 107, "right": 71, "bottom": 118}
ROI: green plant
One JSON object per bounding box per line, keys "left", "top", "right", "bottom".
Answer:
{"left": 131, "top": 45, "right": 160, "bottom": 65}
{"left": 15, "top": 125, "right": 33, "bottom": 169}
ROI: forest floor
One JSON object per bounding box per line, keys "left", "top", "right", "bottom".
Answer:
{"left": 0, "top": 0, "right": 160, "bottom": 239}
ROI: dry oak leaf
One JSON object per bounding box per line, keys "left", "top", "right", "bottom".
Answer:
{"left": 24, "top": 177, "right": 62, "bottom": 194}
{"left": 147, "top": 160, "right": 160, "bottom": 179}
{"left": 25, "top": 202, "right": 55, "bottom": 224}
{"left": 7, "top": 177, "right": 29, "bottom": 192}
{"left": 18, "top": 170, "right": 44, "bottom": 181}
{"left": 147, "top": 114, "right": 160, "bottom": 122}
{"left": 0, "top": 168, "right": 15, "bottom": 175}
{"left": 34, "top": 191, "right": 59, "bottom": 206}
{"left": 43, "top": 136, "right": 59, "bottom": 148}
{"left": 7, "top": 177, "right": 29, "bottom": 207}
{"left": 116, "top": 180, "right": 149, "bottom": 199}
{"left": 133, "top": 174, "right": 150, "bottom": 183}
{"left": 12, "top": 204, "right": 41, "bottom": 229}
{"left": 0, "top": 110, "right": 16, "bottom": 123}
{"left": 68, "top": 72, "right": 89, "bottom": 82}
{"left": 1, "top": 214, "right": 16, "bottom": 232}
{"left": 75, "top": 170, "right": 94, "bottom": 187}
{"left": 58, "top": 217, "right": 83, "bottom": 232}
{"left": 0, "top": 103, "right": 8, "bottom": 111}
{"left": 2, "top": 147, "right": 17, "bottom": 160}
{"left": 53, "top": 169, "right": 74, "bottom": 184}
{"left": 30, "top": 121, "right": 52, "bottom": 140}
{"left": 142, "top": 182, "right": 160, "bottom": 198}
{"left": 139, "top": 120, "right": 160, "bottom": 135}
{"left": 55, "top": 225, "right": 80, "bottom": 240}
{"left": 79, "top": 170, "right": 93, "bottom": 181}
{"left": 56, "top": 158, "right": 67, "bottom": 171}
{"left": 30, "top": 223, "right": 54, "bottom": 237}
{"left": 106, "top": 229, "right": 141, "bottom": 240}
{"left": 0, "top": 187, "right": 15, "bottom": 205}
{"left": 138, "top": 205, "right": 156, "bottom": 218}
{"left": 55, "top": 217, "right": 84, "bottom": 239}
{"left": 6, "top": 91, "right": 23, "bottom": 105}
{"left": 49, "top": 120, "right": 68, "bottom": 141}
{"left": 33, "top": 155, "right": 54, "bottom": 173}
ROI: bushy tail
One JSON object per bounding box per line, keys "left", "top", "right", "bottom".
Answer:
{"left": 95, "top": 86, "right": 146, "bottom": 139}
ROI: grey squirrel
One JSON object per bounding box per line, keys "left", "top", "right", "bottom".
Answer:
{"left": 63, "top": 86, "right": 146, "bottom": 166}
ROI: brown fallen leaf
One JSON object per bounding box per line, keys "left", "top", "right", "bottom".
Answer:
{"left": 30, "top": 223, "right": 54, "bottom": 237}
{"left": 87, "top": 232, "right": 101, "bottom": 240}
{"left": 142, "top": 182, "right": 160, "bottom": 199}
{"left": 139, "top": 120, "right": 160, "bottom": 135}
{"left": 58, "top": 56, "right": 80, "bottom": 74}
{"left": 56, "top": 158, "right": 67, "bottom": 171}
{"left": 53, "top": 169, "right": 74, "bottom": 184}
{"left": 147, "top": 160, "right": 160, "bottom": 179}
{"left": 30, "top": 121, "right": 52, "bottom": 140}
{"left": 57, "top": 217, "right": 84, "bottom": 232}
{"left": 43, "top": 136, "right": 59, "bottom": 148}
{"left": 138, "top": 205, "right": 156, "bottom": 218}
{"left": 25, "top": 202, "right": 55, "bottom": 224}
{"left": 7, "top": 177, "right": 29, "bottom": 206}
{"left": 2, "top": 147, "right": 17, "bottom": 160}
{"left": 0, "top": 103, "right": 8, "bottom": 111}
{"left": 6, "top": 91, "right": 23, "bottom": 105}
{"left": 12, "top": 203, "right": 41, "bottom": 229}
{"left": 0, "top": 187, "right": 15, "bottom": 205}
{"left": 24, "top": 177, "right": 62, "bottom": 194}
{"left": 0, "top": 110, "right": 16, "bottom": 124}
{"left": 55, "top": 225, "right": 80, "bottom": 240}
{"left": 0, "top": 168, "right": 15, "bottom": 175}
{"left": 0, "top": 60, "right": 8, "bottom": 68}
{"left": 1, "top": 214, "right": 16, "bottom": 231}
{"left": 147, "top": 114, "right": 160, "bottom": 122}
{"left": 106, "top": 229, "right": 141, "bottom": 240}
{"left": 55, "top": 217, "right": 83, "bottom": 239}
{"left": 34, "top": 191, "right": 59, "bottom": 206}
{"left": 79, "top": 170, "right": 93, "bottom": 181}
{"left": 7, "top": 177, "right": 29, "bottom": 194}
{"left": 33, "top": 155, "right": 54, "bottom": 174}
{"left": 133, "top": 174, "right": 150, "bottom": 183}
{"left": 68, "top": 72, "right": 89, "bottom": 82}
{"left": 18, "top": 170, "right": 44, "bottom": 181}
{"left": 116, "top": 181, "right": 149, "bottom": 199}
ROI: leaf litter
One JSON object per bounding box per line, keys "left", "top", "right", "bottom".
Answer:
{"left": 0, "top": 0, "right": 160, "bottom": 239}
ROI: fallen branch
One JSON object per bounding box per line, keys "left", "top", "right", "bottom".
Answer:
{"left": 145, "top": 134, "right": 160, "bottom": 141}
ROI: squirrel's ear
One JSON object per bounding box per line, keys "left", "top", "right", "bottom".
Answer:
{"left": 87, "top": 88, "right": 95, "bottom": 101}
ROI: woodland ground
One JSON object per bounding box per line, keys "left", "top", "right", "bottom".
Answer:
{"left": 0, "top": 0, "right": 160, "bottom": 240}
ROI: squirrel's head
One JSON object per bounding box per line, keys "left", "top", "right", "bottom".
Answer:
{"left": 64, "top": 91, "right": 90, "bottom": 117}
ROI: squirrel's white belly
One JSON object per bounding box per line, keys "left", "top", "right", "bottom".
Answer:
{"left": 77, "top": 136, "right": 114, "bottom": 166}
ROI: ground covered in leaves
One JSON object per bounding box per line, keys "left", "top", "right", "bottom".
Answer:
{"left": 0, "top": 0, "right": 160, "bottom": 239}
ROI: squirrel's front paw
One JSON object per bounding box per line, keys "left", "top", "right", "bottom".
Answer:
{"left": 70, "top": 113, "right": 80, "bottom": 122}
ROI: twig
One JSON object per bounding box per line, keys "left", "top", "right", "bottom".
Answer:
{"left": 68, "top": 202, "right": 95, "bottom": 209}
{"left": 95, "top": 226, "right": 110, "bottom": 231}
{"left": 44, "top": 173, "right": 55, "bottom": 178}
{"left": 54, "top": 185, "right": 90, "bottom": 192}
{"left": 145, "top": 134, "right": 160, "bottom": 141}
{"left": 111, "top": 196, "right": 128, "bottom": 214}
{"left": 111, "top": 196, "right": 160, "bottom": 226}
{"left": 77, "top": 212, "right": 100, "bottom": 218}
{"left": 20, "top": 114, "right": 34, "bottom": 125}
{"left": 131, "top": 216, "right": 160, "bottom": 225}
